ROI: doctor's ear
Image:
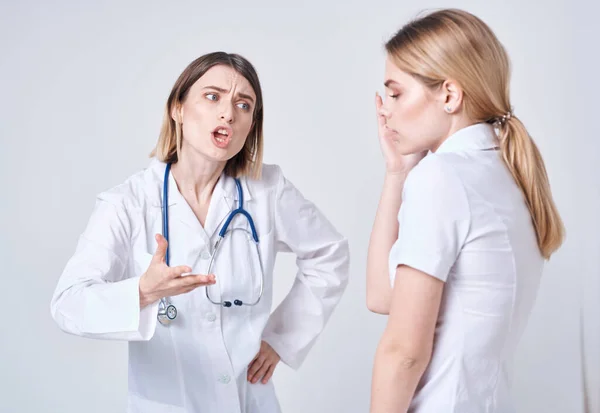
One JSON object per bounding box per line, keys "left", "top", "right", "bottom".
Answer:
{"left": 439, "top": 79, "right": 463, "bottom": 114}
{"left": 171, "top": 105, "right": 184, "bottom": 124}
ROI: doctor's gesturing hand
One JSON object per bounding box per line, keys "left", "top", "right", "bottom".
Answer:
{"left": 139, "top": 234, "right": 216, "bottom": 309}
{"left": 247, "top": 341, "right": 281, "bottom": 384}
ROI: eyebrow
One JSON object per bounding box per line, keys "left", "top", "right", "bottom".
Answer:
{"left": 203, "top": 86, "right": 255, "bottom": 103}
{"left": 384, "top": 80, "right": 399, "bottom": 88}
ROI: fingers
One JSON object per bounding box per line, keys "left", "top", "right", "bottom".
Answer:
{"left": 375, "top": 91, "right": 383, "bottom": 109}
{"left": 169, "top": 273, "right": 216, "bottom": 291}
{"left": 166, "top": 274, "right": 216, "bottom": 297}
{"left": 247, "top": 355, "right": 265, "bottom": 383}
{"left": 261, "top": 364, "right": 275, "bottom": 384}
{"left": 181, "top": 274, "right": 216, "bottom": 287}
{"left": 375, "top": 92, "right": 386, "bottom": 129}
{"left": 167, "top": 265, "right": 193, "bottom": 278}
{"left": 152, "top": 234, "right": 168, "bottom": 264}
{"left": 375, "top": 92, "right": 384, "bottom": 116}
{"left": 252, "top": 362, "right": 271, "bottom": 384}
{"left": 248, "top": 342, "right": 280, "bottom": 384}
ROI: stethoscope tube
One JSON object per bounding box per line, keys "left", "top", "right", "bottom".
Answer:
{"left": 163, "top": 162, "right": 172, "bottom": 266}
{"left": 157, "top": 162, "right": 264, "bottom": 326}
{"left": 158, "top": 163, "right": 177, "bottom": 325}
{"left": 205, "top": 178, "right": 264, "bottom": 307}
{"left": 205, "top": 231, "right": 265, "bottom": 307}
{"left": 218, "top": 180, "right": 259, "bottom": 242}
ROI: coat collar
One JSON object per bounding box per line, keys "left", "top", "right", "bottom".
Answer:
{"left": 147, "top": 159, "right": 254, "bottom": 243}
{"left": 434, "top": 123, "right": 499, "bottom": 154}
{"left": 147, "top": 159, "right": 253, "bottom": 207}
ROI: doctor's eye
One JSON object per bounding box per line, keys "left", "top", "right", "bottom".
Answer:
{"left": 237, "top": 102, "right": 251, "bottom": 111}
{"left": 205, "top": 93, "right": 218, "bottom": 101}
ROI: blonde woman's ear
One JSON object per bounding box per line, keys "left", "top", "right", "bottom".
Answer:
{"left": 440, "top": 79, "right": 463, "bottom": 113}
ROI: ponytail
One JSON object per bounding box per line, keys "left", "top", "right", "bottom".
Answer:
{"left": 497, "top": 116, "right": 565, "bottom": 259}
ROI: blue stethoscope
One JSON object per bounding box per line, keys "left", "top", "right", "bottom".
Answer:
{"left": 157, "top": 162, "right": 265, "bottom": 326}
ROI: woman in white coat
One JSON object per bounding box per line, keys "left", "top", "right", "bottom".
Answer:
{"left": 51, "top": 52, "right": 350, "bottom": 413}
{"left": 366, "top": 9, "right": 565, "bottom": 413}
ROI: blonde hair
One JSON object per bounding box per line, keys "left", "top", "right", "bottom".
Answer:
{"left": 150, "top": 52, "right": 264, "bottom": 179}
{"left": 386, "top": 9, "right": 564, "bottom": 259}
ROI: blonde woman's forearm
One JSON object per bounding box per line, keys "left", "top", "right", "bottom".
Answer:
{"left": 366, "top": 172, "right": 407, "bottom": 314}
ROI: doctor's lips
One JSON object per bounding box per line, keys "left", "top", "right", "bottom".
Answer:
{"left": 211, "top": 125, "right": 233, "bottom": 148}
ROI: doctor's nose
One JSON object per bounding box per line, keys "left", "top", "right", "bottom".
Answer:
{"left": 219, "top": 103, "right": 234, "bottom": 124}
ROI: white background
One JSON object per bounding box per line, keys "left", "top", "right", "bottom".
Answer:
{"left": 1, "top": 0, "right": 598, "bottom": 412}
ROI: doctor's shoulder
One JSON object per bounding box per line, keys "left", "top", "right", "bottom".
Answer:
{"left": 90, "top": 164, "right": 157, "bottom": 221}
{"left": 243, "top": 162, "right": 284, "bottom": 196}
{"left": 241, "top": 162, "right": 311, "bottom": 205}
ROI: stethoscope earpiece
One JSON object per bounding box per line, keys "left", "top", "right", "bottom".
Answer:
{"left": 221, "top": 299, "right": 245, "bottom": 308}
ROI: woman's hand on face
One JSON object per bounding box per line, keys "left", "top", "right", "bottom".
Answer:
{"left": 138, "top": 234, "right": 216, "bottom": 308}
{"left": 376, "top": 92, "right": 427, "bottom": 176}
{"left": 247, "top": 341, "right": 281, "bottom": 384}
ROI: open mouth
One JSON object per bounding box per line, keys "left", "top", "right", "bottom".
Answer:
{"left": 212, "top": 126, "right": 232, "bottom": 148}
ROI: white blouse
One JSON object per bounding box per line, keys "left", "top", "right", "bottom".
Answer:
{"left": 389, "top": 123, "right": 544, "bottom": 413}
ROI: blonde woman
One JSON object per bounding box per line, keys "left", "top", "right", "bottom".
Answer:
{"left": 366, "top": 9, "right": 564, "bottom": 413}
{"left": 51, "top": 52, "right": 349, "bottom": 413}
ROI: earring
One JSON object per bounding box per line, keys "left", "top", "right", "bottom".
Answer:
{"left": 445, "top": 106, "right": 452, "bottom": 113}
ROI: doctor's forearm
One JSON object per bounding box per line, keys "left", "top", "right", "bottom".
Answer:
{"left": 51, "top": 277, "right": 158, "bottom": 341}
{"left": 366, "top": 173, "right": 406, "bottom": 313}
{"left": 370, "top": 338, "right": 429, "bottom": 413}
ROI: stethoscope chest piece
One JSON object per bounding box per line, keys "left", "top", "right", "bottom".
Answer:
{"left": 158, "top": 302, "right": 177, "bottom": 325}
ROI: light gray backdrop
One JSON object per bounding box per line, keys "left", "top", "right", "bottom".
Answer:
{"left": 1, "top": 0, "right": 598, "bottom": 412}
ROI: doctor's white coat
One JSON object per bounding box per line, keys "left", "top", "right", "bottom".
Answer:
{"left": 50, "top": 159, "right": 350, "bottom": 413}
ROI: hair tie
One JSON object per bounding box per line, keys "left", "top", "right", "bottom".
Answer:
{"left": 494, "top": 110, "right": 513, "bottom": 127}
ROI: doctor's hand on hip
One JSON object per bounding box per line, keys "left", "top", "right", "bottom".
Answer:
{"left": 139, "top": 234, "right": 216, "bottom": 309}
{"left": 375, "top": 92, "right": 427, "bottom": 176}
{"left": 247, "top": 341, "right": 281, "bottom": 384}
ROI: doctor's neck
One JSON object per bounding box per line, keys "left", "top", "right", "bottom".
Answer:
{"left": 170, "top": 148, "right": 225, "bottom": 205}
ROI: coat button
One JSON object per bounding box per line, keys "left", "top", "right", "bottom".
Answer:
{"left": 206, "top": 313, "right": 216, "bottom": 322}
{"left": 218, "top": 374, "right": 231, "bottom": 384}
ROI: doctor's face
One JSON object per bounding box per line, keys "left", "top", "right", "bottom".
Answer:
{"left": 380, "top": 56, "right": 450, "bottom": 154}
{"left": 174, "top": 65, "right": 256, "bottom": 163}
